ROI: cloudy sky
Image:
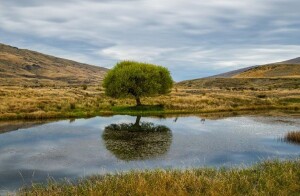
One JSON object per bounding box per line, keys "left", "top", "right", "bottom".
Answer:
{"left": 1, "top": 0, "right": 300, "bottom": 81}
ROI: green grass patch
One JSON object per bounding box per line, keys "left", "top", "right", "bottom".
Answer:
{"left": 112, "top": 104, "right": 165, "bottom": 112}
{"left": 0, "top": 106, "right": 298, "bottom": 121}
{"left": 282, "top": 98, "right": 300, "bottom": 103}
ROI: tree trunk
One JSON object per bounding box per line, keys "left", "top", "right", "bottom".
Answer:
{"left": 135, "top": 97, "right": 142, "bottom": 106}
{"left": 134, "top": 115, "right": 141, "bottom": 127}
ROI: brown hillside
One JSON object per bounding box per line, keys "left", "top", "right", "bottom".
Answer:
{"left": 0, "top": 43, "right": 108, "bottom": 86}
{"left": 277, "top": 57, "right": 300, "bottom": 64}
{"left": 177, "top": 57, "right": 300, "bottom": 89}
{"left": 233, "top": 64, "right": 300, "bottom": 78}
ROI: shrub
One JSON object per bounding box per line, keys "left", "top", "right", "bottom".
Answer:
{"left": 257, "top": 94, "right": 267, "bottom": 98}
{"left": 70, "top": 103, "right": 76, "bottom": 110}
{"left": 82, "top": 84, "right": 88, "bottom": 90}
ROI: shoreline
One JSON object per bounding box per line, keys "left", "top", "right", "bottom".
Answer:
{"left": 19, "top": 159, "right": 300, "bottom": 195}
{"left": 0, "top": 106, "right": 299, "bottom": 121}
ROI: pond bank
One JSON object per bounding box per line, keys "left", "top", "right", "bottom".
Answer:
{"left": 0, "top": 106, "right": 299, "bottom": 121}
{"left": 20, "top": 160, "right": 300, "bottom": 195}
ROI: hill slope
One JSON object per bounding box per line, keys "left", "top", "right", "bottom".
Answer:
{"left": 233, "top": 64, "right": 300, "bottom": 78}
{"left": 208, "top": 65, "right": 258, "bottom": 78}
{"left": 178, "top": 57, "right": 300, "bottom": 89}
{"left": 0, "top": 43, "right": 108, "bottom": 86}
{"left": 277, "top": 57, "right": 300, "bottom": 64}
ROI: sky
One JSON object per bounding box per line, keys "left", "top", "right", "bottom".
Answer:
{"left": 0, "top": 0, "right": 300, "bottom": 81}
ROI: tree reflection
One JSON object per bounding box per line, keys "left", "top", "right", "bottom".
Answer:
{"left": 102, "top": 116, "right": 172, "bottom": 161}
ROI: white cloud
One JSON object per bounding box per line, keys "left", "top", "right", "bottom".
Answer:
{"left": 100, "top": 46, "right": 176, "bottom": 62}
{"left": 0, "top": 0, "right": 299, "bottom": 80}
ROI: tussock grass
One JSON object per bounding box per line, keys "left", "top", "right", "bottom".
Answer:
{"left": 20, "top": 160, "right": 300, "bottom": 196}
{"left": 285, "top": 131, "right": 300, "bottom": 144}
{"left": 0, "top": 85, "right": 299, "bottom": 120}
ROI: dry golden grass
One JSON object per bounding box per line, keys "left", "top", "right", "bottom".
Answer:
{"left": 0, "top": 85, "right": 299, "bottom": 119}
{"left": 20, "top": 160, "right": 300, "bottom": 196}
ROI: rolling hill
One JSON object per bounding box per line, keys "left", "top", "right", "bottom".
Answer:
{"left": 0, "top": 43, "right": 108, "bottom": 86}
{"left": 233, "top": 64, "right": 300, "bottom": 78}
{"left": 208, "top": 59, "right": 300, "bottom": 79}
{"left": 207, "top": 65, "right": 258, "bottom": 78}
{"left": 178, "top": 58, "right": 300, "bottom": 89}
{"left": 277, "top": 57, "right": 300, "bottom": 64}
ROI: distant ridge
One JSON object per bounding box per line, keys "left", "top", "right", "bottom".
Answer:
{"left": 177, "top": 57, "right": 300, "bottom": 89}
{"left": 207, "top": 65, "right": 258, "bottom": 78}
{"left": 0, "top": 43, "right": 108, "bottom": 86}
{"left": 232, "top": 64, "right": 299, "bottom": 78}
{"left": 200, "top": 56, "right": 300, "bottom": 79}
{"left": 276, "top": 57, "right": 300, "bottom": 64}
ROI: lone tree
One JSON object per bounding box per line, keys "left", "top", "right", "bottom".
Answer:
{"left": 103, "top": 61, "right": 173, "bottom": 106}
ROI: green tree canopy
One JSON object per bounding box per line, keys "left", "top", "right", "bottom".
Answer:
{"left": 103, "top": 61, "right": 173, "bottom": 106}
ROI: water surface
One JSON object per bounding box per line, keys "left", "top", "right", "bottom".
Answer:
{"left": 0, "top": 114, "right": 299, "bottom": 193}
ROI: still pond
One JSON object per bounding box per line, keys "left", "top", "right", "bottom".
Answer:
{"left": 0, "top": 114, "right": 299, "bottom": 193}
